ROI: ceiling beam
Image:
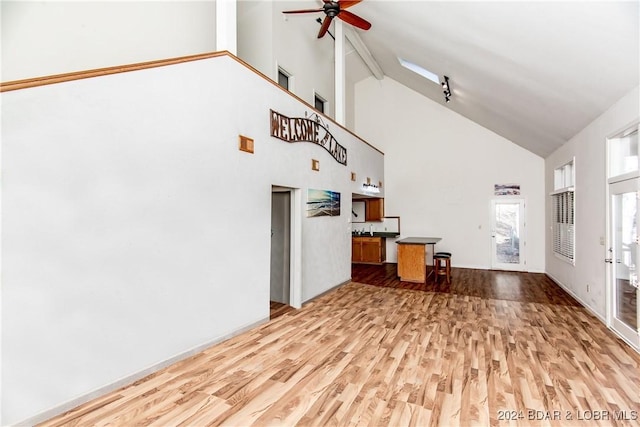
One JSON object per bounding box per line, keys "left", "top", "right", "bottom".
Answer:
{"left": 344, "top": 27, "right": 384, "bottom": 80}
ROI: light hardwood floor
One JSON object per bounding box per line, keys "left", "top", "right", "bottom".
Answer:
{"left": 41, "top": 267, "right": 640, "bottom": 426}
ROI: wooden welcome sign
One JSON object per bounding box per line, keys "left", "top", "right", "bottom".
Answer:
{"left": 270, "top": 110, "right": 347, "bottom": 166}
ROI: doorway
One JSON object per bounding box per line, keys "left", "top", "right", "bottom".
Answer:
{"left": 491, "top": 199, "right": 526, "bottom": 271}
{"left": 270, "top": 190, "right": 291, "bottom": 307}
{"left": 608, "top": 178, "right": 640, "bottom": 348}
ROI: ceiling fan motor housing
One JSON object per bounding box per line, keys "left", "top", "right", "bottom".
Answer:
{"left": 324, "top": 2, "right": 340, "bottom": 17}
{"left": 282, "top": 0, "right": 370, "bottom": 38}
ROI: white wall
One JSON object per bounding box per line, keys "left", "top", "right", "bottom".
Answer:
{"left": 1, "top": 1, "right": 217, "bottom": 82}
{"left": 1, "top": 54, "right": 384, "bottom": 425}
{"left": 237, "top": 1, "right": 335, "bottom": 118}
{"left": 237, "top": 0, "right": 273, "bottom": 75}
{"left": 2, "top": 0, "right": 351, "bottom": 132}
{"left": 355, "top": 76, "right": 545, "bottom": 270}
{"left": 545, "top": 86, "right": 640, "bottom": 319}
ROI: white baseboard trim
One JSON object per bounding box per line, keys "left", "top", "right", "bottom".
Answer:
{"left": 545, "top": 272, "right": 607, "bottom": 323}
{"left": 15, "top": 316, "right": 269, "bottom": 427}
{"left": 546, "top": 272, "right": 639, "bottom": 354}
{"left": 383, "top": 262, "right": 544, "bottom": 273}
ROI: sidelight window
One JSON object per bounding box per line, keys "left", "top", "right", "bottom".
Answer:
{"left": 551, "top": 159, "right": 575, "bottom": 264}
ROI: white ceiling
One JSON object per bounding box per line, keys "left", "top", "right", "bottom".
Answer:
{"left": 293, "top": 1, "right": 639, "bottom": 158}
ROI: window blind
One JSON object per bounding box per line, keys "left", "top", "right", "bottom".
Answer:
{"left": 552, "top": 190, "right": 574, "bottom": 262}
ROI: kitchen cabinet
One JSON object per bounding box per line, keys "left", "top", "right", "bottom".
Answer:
{"left": 352, "top": 236, "right": 386, "bottom": 264}
{"left": 365, "top": 198, "right": 384, "bottom": 222}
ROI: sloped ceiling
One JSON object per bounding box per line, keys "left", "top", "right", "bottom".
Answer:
{"left": 284, "top": 1, "right": 639, "bottom": 158}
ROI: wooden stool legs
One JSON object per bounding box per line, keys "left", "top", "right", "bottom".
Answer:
{"left": 434, "top": 255, "right": 451, "bottom": 284}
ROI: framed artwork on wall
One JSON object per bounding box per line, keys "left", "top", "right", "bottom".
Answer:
{"left": 307, "top": 189, "right": 341, "bottom": 217}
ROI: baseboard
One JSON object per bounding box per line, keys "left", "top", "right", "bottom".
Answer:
{"left": 545, "top": 272, "right": 640, "bottom": 353}
{"left": 383, "top": 262, "right": 545, "bottom": 273}
{"left": 384, "top": 261, "right": 488, "bottom": 270}
{"left": 545, "top": 272, "right": 607, "bottom": 323}
{"left": 14, "top": 316, "right": 269, "bottom": 427}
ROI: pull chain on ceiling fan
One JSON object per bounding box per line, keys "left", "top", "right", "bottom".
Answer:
{"left": 283, "top": 0, "right": 372, "bottom": 39}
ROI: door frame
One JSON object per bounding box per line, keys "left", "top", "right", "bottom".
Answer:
{"left": 490, "top": 198, "right": 526, "bottom": 271}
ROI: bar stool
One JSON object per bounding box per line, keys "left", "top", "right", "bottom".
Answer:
{"left": 434, "top": 252, "right": 451, "bottom": 284}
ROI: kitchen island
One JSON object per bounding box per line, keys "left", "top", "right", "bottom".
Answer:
{"left": 396, "top": 237, "right": 442, "bottom": 283}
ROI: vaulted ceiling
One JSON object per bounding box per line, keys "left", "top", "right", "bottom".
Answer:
{"left": 283, "top": 1, "right": 639, "bottom": 158}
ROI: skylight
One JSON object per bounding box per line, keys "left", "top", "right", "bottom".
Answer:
{"left": 398, "top": 57, "right": 440, "bottom": 84}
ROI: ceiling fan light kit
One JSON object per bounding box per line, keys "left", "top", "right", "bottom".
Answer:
{"left": 283, "top": 0, "right": 372, "bottom": 39}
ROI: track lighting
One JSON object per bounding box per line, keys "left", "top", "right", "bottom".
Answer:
{"left": 442, "top": 75, "right": 452, "bottom": 103}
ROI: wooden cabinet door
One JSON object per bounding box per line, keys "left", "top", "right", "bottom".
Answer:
{"left": 352, "top": 238, "right": 362, "bottom": 262}
{"left": 353, "top": 237, "right": 385, "bottom": 264}
{"left": 361, "top": 238, "right": 382, "bottom": 263}
{"left": 365, "top": 198, "right": 384, "bottom": 222}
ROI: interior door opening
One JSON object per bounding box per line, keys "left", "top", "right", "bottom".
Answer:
{"left": 270, "top": 190, "right": 290, "bottom": 310}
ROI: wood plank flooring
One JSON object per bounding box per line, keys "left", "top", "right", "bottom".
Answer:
{"left": 351, "top": 264, "right": 581, "bottom": 306}
{"left": 40, "top": 266, "right": 640, "bottom": 426}
{"left": 270, "top": 301, "right": 296, "bottom": 320}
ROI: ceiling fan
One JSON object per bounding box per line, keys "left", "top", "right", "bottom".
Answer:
{"left": 282, "top": 0, "right": 372, "bottom": 39}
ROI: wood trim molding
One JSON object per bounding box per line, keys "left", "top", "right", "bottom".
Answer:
{"left": 0, "top": 52, "right": 228, "bottom": 93}
{"left": 0, "top": 50, "right": 384, "bottom": 155}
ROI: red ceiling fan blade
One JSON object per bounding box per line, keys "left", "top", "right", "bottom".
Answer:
{"left": 337, "top": 10, "right": 371, "bottom": 31}
{"left": 317, "top": 16, "right": 334, "bottom": 38}
{"left": 282, "top": 8, "right": 324, "bottom": 14}
{"left": 338, "top": 0, "right": 363, "bottom": 10}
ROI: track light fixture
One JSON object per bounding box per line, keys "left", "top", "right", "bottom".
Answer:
{"left": 442, "top": 75, "right": 451, "bottom": 103}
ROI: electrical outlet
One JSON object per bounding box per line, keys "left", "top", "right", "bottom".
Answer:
{"left": 587, "top": 284, "right": 590, "bottom": 293}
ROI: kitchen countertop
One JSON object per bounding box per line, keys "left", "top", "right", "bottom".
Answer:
{"left": 352, "top": 232, "right": 400, "bottom": 238}
{"left": 395, "top": 237, "right": 442, "bottom": 245}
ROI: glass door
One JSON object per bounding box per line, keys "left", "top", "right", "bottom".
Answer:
{"left": 491, "top": 199, "right": 525, "bottom": 271}
{"left": 609, "top": 178, "right": 640, "bottom": 348}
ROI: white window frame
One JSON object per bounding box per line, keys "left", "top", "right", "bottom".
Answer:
{"left": 313, "top": 92, "right": 326, "bottom": 114}
{"left": 277, "top": 66, "right": 293, "bottom": 91}
{"left": 551, "top": 158, "right": 575, "bottom": 264}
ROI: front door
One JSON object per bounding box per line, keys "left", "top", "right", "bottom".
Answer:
{"left": 491, "top": 199, "right": 526, "bottom": 271}
{"left": 608, "top": 178, "right": 640, "bottom": 348}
